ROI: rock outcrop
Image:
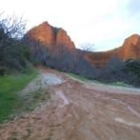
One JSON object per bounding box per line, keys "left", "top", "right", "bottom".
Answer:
{"left": 56, "top": 28, "right": 75, "bottom": 50}
{"left": 84, "top": 34, "right": 140, "bottom": 67}
{"left": 119, "top": 34, "right": 140, "bottom": 60}
{"left": 24, "top": 22, "right": 75, "bottom": 51}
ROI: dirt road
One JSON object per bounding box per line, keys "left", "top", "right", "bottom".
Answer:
{"left": 0, "top": 68, "right": 140, "bottom": 140}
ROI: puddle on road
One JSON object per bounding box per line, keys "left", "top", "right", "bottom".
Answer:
{"left": 41, "top": 73, "right": 64, "bottom": 86}
{"left": 19, "top": 73, "right": 64, "bottom": 96}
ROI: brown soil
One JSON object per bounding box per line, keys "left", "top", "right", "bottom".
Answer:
{"left": 0, "top": 68, "right": 140, "bottom": 140}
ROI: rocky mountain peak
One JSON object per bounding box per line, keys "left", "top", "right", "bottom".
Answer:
{"left": 120, "top": 34, "right": 140, "bottom": 60}
{"left": 24, "top": 21, "right": 75, "bottom": 50}
{"left": 123, "top": 34, "right": 140, "bottom": 47}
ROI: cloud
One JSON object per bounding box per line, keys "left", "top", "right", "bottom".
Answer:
{"left": 0, "top": 0, "right": 140, "bottom": 51}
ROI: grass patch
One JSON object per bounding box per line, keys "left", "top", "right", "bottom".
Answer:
{"left": 109, "top": 82, "right": 132, "bottom": 88}
{"left": 66, "top": 73, "right": 102, "bottom": 84}
{"left": 66, "top": 73, "right": 89, "bottom": 82}
{"left": 66, "top": 73, "right": 132, "bottom": 88}
{"left": 0, "top": 67, "right": 38, "bottom": 123}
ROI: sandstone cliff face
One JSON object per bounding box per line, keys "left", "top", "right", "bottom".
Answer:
{"left": 119, "top": 34, "right": 140, "bottom": 60}
{"left": 25, "top": 22, "right": 55, "bottom": 47}
{"left": 84, "top": 34, "right": 140, "bottom": 67}
{"left": 24, "top": 22, "right": 75, "bottom": 51}
{"left": 56, "top": 28, "right": 75, "bottom": 49}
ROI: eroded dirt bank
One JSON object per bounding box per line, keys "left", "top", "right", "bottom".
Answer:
{"left": 0, "top": 68, "right": 140, "bottom": 140}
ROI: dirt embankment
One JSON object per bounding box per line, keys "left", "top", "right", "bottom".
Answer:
{"left": 0, "top": 68, "right": 140, "bottom": 140}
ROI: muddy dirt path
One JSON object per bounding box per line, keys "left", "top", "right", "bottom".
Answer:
{"left": 0, "top": 68, "right": 140, "bottom": 140}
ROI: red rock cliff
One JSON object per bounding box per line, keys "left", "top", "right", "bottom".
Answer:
{"left": 118, "top": 34, "right": 140, "bottom": 60}
{"left": 56, "top": 28, "right": 75, "bottom": 49}
{"left": 24, "top": 22, "right": 75, "bottom": 51}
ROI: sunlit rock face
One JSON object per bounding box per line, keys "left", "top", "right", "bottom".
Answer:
{"left": 119, "top": 34, "right": 140, "bottom": 60}
{"left": 56, "top": 28, "right": 75, "bottom": 50}
{"left": 24, "top": 22, "right": 75, "bottom": 51}
{"left": 84, "top": 34, "right": 140, "bottom": 67}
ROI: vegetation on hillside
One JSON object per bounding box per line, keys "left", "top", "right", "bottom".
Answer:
{"left": 92, "top": 58, "right": 140, "bottom": 87}
{"left": 0, "top": 14, "right": 29, "bottom": 75}
{"left": 0, "top": 14, "right": 38, "bottom": 123}
{"left": 25, "top": 36, "right": 140, "bottom": 87}
{"left": 23, "top": 38, "right": 94, "bottom": 78}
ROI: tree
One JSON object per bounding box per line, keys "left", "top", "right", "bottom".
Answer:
{"left": 80, "top": 43, "right": 94, "bottom": 52}
{"left": 0, "top": 14, "right": 26, "bottom": 75}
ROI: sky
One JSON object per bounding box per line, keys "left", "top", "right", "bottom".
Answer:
{"left": 0, "top": 0, "right": 140, "bottom": 51}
